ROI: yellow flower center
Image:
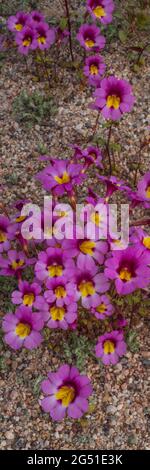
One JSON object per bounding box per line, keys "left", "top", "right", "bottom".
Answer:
{"left": 11, "top": 259, "right": 24, "bottom": 270}
{"left": 15, "top": 215, "right": 27, "bottom": 223}
{"left": 15, "top": 23, "right": 23, "bottom": 31}
{"left": 93, "top": 6, "right": 106, "bottom": 18}
{"left": 54, "top": 172, "right": 70, "bottom": 185}
{"left": 114, "top": 239, "right": 122, "bottom": 246}
{"left": 57, "top": 210, "right": 68, "bottom": 218}
{"left": 23, "top": 293, "right": 35, "bottom": 306}
{"left": 143, "top": 236, "right": 150, "bottom": 250}
{"left": 96, "top": 303, "right": 106, "bottom": 314}
{"left": 0, "top": 230, "right": 7, "bottom": 243}
{"left": 15, "top": 322, "right": 31, "bottom": 338}
{"left": 22, "top": 38, "right": 31, "bottom": 47}
{"left": 55, "top": 385, "right": 75, "bottom": 407}
{"left": 91, "top": 212, "right": 101, "bottom": 226}
{"left": 79, "top": 240, "right": 96, "bottom": 255}
{"left": 79, "top": 280, "right": 95, "bottom": 297}
{"left": 48, "top": 264, "right": 63, "bottom": 277}
{"left": 55, "top": 286, "right": 66, "bottom": 299}
{"left": 90, "top": 64, "right": 98, "bottom": 75}
{"left": 38, "top": 36, "right": 46, "bottom": 45}
{"left": 50, "top": 305, "right": 65, "bottom": 321}
{"left": 103, "top": 340, "right": 115, "bottom": 354}
{"left": 45, "top": 227, "right": 53, "bottom": 238}
{"left": 107, "top": 95, "right": 121, "bottom": 110}
{"left": 146, "top": 186, "right": 150, "bottom": 198}
{"left": 119, "top": 267, "right": 132, "bottom": 282}
{"left": 85, "top": 39, "right": 95, "bottom": 48}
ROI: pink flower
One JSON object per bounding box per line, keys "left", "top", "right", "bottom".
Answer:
{"left": 40, "top": 364, "right": 93, "bottom": 420}
{"left": 91, "top": 294, "right": 114, "bottom": 319}
{"left": 92, "top": 76, "right": 135, "bottom": 120}
{"left": 0, "top": 215, "right": 16, "bottom": 253}
{"left": 83, "top": 55, "right": 106, "bottom": 87}
{"left": 105, "top": 246, "right": 150, "bottom": 295}
{"left": 15, "top": 24, "right": 37, "bottom": 55}
{"left": 95, "top": 330, "right": 126, "bottom": 365}
{"left": 7, "top": 12, "right": 29, "bottom": 32}
{"left": 44, "top": 276, "right": 78, "bottom": 307}
{"left": 0, "top": 250, "right": 35, "bottom": 276}
{"left": 35, "top": 247, "right": 75, "bottom": 283}
{"left": 87, "top": 0, "right": 115, "bottom": 25}
{"left": 77, "top": 23, "right": 105, "bottom": 52}
{"left": 2, "top": 306, "right": 44, "bottom": 350}
{"left": 137, "top": 171, "right": 150, "bottom": 209}
{"left": 43, "top": 300, "right": 77, "bottom": 330}
{"left": 12, "top": 280, "right": 43, "bottom": 308}
{"left": 71, "top": 253, "right": 110, "bottom": 308}
{"left": 34, "top": 23, "right": 55, "bottom": 50}
{"left": 36, "top": 160, "right": 85, "bottom": 196}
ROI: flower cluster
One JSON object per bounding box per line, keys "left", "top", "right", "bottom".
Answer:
{"left": 1, "top": 3, "right": 149, "bottom": 423}
{"left": 76, "top": 1, "right": 135, "bottom": 122}
{"left": 7, "top": 10, "right": 55, "bottom": 54}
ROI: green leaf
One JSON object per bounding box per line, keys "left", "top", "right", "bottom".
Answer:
{"left": 118, "top": 30, "right": 127, "bottom": 43}
{"left": 126, "top": 330, "right": 139, "bottom": 353}
{"left": 59, "top": 17, "right": 68, "bottom": 31}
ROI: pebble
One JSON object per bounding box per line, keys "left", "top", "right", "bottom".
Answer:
{"left": 5, "top": 431, "right": 15, "bottom": 440}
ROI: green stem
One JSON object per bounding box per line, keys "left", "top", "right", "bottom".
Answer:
{"left": 40, "top": 51, "right": 51, "bottom": 91}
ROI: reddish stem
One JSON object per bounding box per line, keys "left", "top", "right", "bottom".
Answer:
{"left": 64, "top": 0, "right": 74, "bottom": 62}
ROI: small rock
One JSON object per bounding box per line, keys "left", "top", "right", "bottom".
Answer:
{"left": 106, "top": 405, "right": 117, "bottom": 414}
{"left": 5, "top": 430, "right": 15, "bottom": 440}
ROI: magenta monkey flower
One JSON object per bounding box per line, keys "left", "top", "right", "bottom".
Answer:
{"left": 105, "top": 246, "right": 150, "bottom": 295}
{"left": 7, "top": 12, "right": 29, "bottom": 32}
{"left": 56, "top": 27, "right": 70, "bottom": 45}
{"left": 136, "top": 171, "right": 150, "bottom": 208}
{"left": 130, "top": 228, "right": 150, "bottom": 254}
{"left": 2, "top": 306, "right": 44, "bottom": 350}
{"left": 36, "top": 160, "right": 85, "bottom": 196}
{"left": 70, "top": 144, "right": 85, "bottom": 162}
{"left": 97, "top": 174, "right": 130, "bottom": 200}
{"left": 83, "top": 145, "right": 103, "bottom": 168}
{"left": 43, "top": 300, "right": 77, "bottom": 330}
{"left": 92, "top": 76, "right": 135, "bottom": 120}
{"left": 63, "top": 236, "right": 108, "bottom": 265}
{"left": 117, "top": 315, "right": 128, "bottom": 329}
{"left": 71, "top": 253, "right": 109, "bottom": 308}
{"left": 87, "top": 0, "right": 115, "bottom": 25}
{"left": 15, "top": 25, "right": 37, "bottom": 55}
{"left": 12, "top": 280, "right": 43, "bottom": 308}
{"left": 0, "top": 250, "right": 35, "bottom": 276}
{"left": 35, "top": 23, "right": 55, "bottom": 50}
{"left": 40, "top": 364, "right": 93, "bottom": 420}
{"left": 29, "top": 11, "right": 45, "bottom": 24}
{"left": 35, "top": 247, "right": 75, "bottom": 283}
{"left": 76, "top": 24, "right": 105, "bottom": 52}
{"left": 127, "top": 190, "right": 147, "bottom": 209}
{"left": 95, "top": 330, "right": 126, "bottom": 365}
{"left": 0, "top": 215, "right": 16, "bottom": 252}
{"left": 44, "top": 277, "right": 78, "bottom": 307}
{"left": 91, "top": 294, "right": 114, "bottom": 320}
{"left": 83, "top": 55, "right": 106, "bottom": 87}
{"left": 71, "top": 144, "right": 103, "bottom": 168}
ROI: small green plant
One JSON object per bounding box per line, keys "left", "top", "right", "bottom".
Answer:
{"left": 63, "top": 331, "right": 95, "bottom": 370}
{"left": 13, "top": 90, "right": 57, "bottom": 127}
{"left": 0, "top": 0, "right": 39, "bottom": 16}
{"left": 126, "top": 330, "right": 140, "bottom": 353}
